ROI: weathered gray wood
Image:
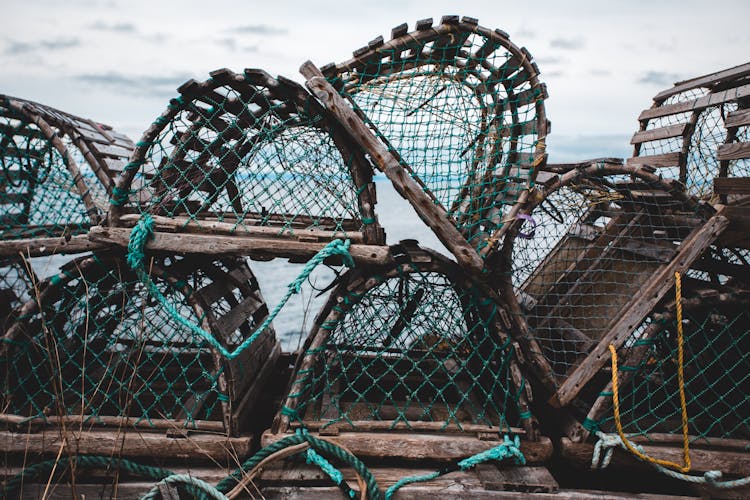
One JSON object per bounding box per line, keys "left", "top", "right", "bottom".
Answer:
{"left": 550, "top": 211, "right": 729, "bottom": 407}
{"left": 87, "top": 226, "right": 394, "bottom": 266}
{"left": 627, "top": 153, "right": 681, "bottom": 168}
{"left": 0, "top": 428, "right": 252, "bottom": 460}
{"left": 717, "top": 142, "right": 750, "bottom": 161}
{"left": 561, "top": 437, "right": 750, "bottom": 476}
{"left": 714, "top": 176, "right": 750, "bottom": 195}
{"left": 476, "top": 464, "right": 559, "bottom": 493}
{"left": 630, "top": 123, "right": 687, "bottom": 144}
{"left": 0, "top": 413, "right": 225, "bottom": 433}
{"left": 639, "top": 83, "right": 750, "bottom": 121}
{"left": 300, "top": 61, "right": 484, "bottom": 275}
{"left": 0, "top": 234, "right": 106, "bottom": 257}
{"left": 291, "top": 420, "right": 527, "bottom": 436}
{"left": 232, "top": 341, "right": 281, "bottom": 430}
{"left": 653, "top": 62, "right": 750, "bottom": 101}
{"left": 725, "top": 108, "right": 750, "bottom": 129}
{"left": 263, "top": 430, "right": 553, "bottom": 463}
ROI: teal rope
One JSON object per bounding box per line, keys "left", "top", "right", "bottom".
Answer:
{"left": 214, "top": 429, "right": 381, "bottom": 499}
{"left": 1, "top": 455, "right": 175, "bottom": 498}
{"left": 384, "top": 435, "right": 525, "bottom": 500}
{"left": 126, "top": 214, "right": 355, "bottom": 360}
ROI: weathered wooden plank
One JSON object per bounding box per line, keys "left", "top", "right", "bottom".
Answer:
{"left": 639, "top": 83, "right": 750, "bottom": 121}
{"left": 725, "top": 108, "right": 750, "bottom": 128}
{"left": 653, "top": 62, "right": 750, "bottom": 101}
{"left": 0, "top": 234, "right": 105, "bottom": 258}
{"left": 0, "top": 413, "right": 225, "bottom": 433}
{"left": 714, "top": 176, "right": 750, "bottom": 195}
{"left": 88, "top": 226, "right": 394, "bottom": 266}
{"left": 626, "top": 153, "right": 681, "bottom": 168}
{"left": 476, "top": 464, "right": 558, "bottom": 493}
{"left": 0, "top": 429, "right": 252, "bottom": 460}
{"left": 262, "top": 430, "right": 553, "bottom": 463}
{"left": 717, "top": 142, "right": 750, "bottom": 161}
{"left": 291, "top": 420, "right": 527, "bottom": 436}
{"left": 300, "top": 61, "right": 484, "bottom": 275}
{"left": 561, "top": 437, "right": 750, "bottom": 476}
{"left": 87, "top": 140, "right": 133, "bottom": 159}
{"left": 630, "top": 123, "right": 688, "bottom": 145}
{"left": 549, "top": 211, "right": 729, "bottom": 407}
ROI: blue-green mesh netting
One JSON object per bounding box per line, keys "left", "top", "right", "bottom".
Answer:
{"left": 118, "top": 69, "right": 373, "bottom": 238}
{"left": 0, "top": 99, "right": 93, "bottom": 240}
{"left": 285, "top": 248, "right": 528, "bottom": 432}
{"left": 1, "top": 252, "right": 275, "bottom": 433}
{"left": 325, "top": 17, "right": 546, "bottom": 253}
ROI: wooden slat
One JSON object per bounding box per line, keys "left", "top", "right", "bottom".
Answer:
{"left": 87, "top": 226, "right": 394, "bottom": 266}
{"left": 725, "top": 108, "right": 750, "bottom": 128}
{"left": 216, "top": 294, "right": 266, "bottom": 336}
{"left": 630, "top": 123, "right": 687, "bottom": 144}
{"left": 549, "top": 211, "right": 729, "bottom": 408}
{"left": 653, "top": 62, "right": 750, "bottom": 101}
{"left": 714, "top": 176, "right": 750, "bottom": 195}
{"left": 262, "top": 430, "right": 553, "bottom": 463}
{"left": 626, "top": 152, "right": 681, "bottom": 168}
{"left": 0, "top": 429, "right": 252, "bottom": 460}
{"left": 717, "top": 142, "right": 750, "bottom": 161}
{"left": 476, "top": 465, "right": 559, "bottom": 493}
{"left": 639, "top": 83, "right": 750, "bottom": 121}
{"left": 88, "top": 141, "right": 133, "bottom": 159}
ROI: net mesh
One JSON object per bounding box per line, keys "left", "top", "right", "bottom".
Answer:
{"left": 116, "top": 69, "right": 374, "bottom": 239}
{"left": 325, "top": 18, "right": 547, "bottom": 253}
{"left": 595, "top": 292, "right": 750, "bottom": 443}
{"left": 0, "top": 257, "right": 36, "bottom": 332}
{"left": 284, "top": 245, "right": 528, "bottom": 432}
{"left": 0, "top": 100, "right": 93, "bottom": 240}
{"left": 505, "top": 168, "right": 706, "bottom": 382}
{"left": 1, "top": 252, "right": 276, "bottom": 434}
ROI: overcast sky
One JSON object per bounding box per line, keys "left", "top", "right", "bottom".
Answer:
{"left": 2, "top": 0, "right": 748, "bottom": 161}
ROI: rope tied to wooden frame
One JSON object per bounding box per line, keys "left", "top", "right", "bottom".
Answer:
{"left": 602, "top": 271, "right": 691, "bottom": 473}
{"left": 126, "top": 214, "right": 354, "bottom": 360}
{"left": 384, "top": 435, "right": 526, "bottom": 500}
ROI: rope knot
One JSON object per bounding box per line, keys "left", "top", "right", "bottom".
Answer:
{"left": 126, "top": 214, "right": 155, "bottom": 271}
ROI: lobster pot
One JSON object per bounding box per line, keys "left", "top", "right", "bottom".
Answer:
{"left": 323, "top": 16, "right": 548, "bottom": 252}
{"left": 269, "top": 243, "right": 546, "bottom": 461}
{"left": 498, "top": 163, "right": 730, "bottom": 410}
{"left": 0, "top": 257, "right": 36, "bottom": 332}
{"left": 0, "top": 95, "right": 132, "bottom": 256}
{"left": 630, "top": 63, "right": 750, "bottom": 200}
{"left": 108, "top": 68, "right": 383, "bottom": 259}
{"left": 1, "top": 252, "right": 278, "bottom": 437}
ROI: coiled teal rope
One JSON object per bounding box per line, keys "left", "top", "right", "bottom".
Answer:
{"left": 142, "top": 474, "right": 228, "bottom": 500}
{"left": 126, "top": 214, "right": 354, "bottom": 360}
{"left": 214, "top": 428, "right": 381, "bottom": 499}
{"left": 384, "top": 435, "right": 525, "bottom": 500}
{"left": 0, "top": 455, "right": 175, "bottom": 499}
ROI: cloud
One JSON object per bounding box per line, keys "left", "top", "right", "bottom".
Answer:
{"left": 230, "top": 24, "right": 287, "bottom": 36}
{"left": 74, "top": 71, "right": 193, "bottom": 98}
{"left": 590, "top": 68, "right": 611, "bottom": 77}
{"left": 516, "top": 25, "right": 536, "bottom": 39}
{"left": 89, "top": 21, "right": 136, "bottom": 33}
{"left": 535, "top": 56, "right": 566, "bottom": 65}
{"left": 637, "top": 71, "right": 681, "bottom": 87}
{"left": 550, "top": 37, "right": 585, "bottom": 50}
{"left": 5, "top": 38, "right": 81, "bottom": 55}
{"left": 547, "top": 134, "right": 632, "bottom": 163}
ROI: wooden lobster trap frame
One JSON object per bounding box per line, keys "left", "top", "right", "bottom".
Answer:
{"left": 264, "top": 241, "right": 552, "bottom": 463}
{"left": 0, "top": 94, "right": 132, "bottom": 257}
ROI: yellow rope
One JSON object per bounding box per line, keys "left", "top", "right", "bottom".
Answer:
{"left": 608, "top": 271, "right": 691, "bottom": 472}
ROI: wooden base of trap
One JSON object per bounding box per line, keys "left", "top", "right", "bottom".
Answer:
{"left": 262, "top": 428, "right": 553, "bottom": 463}
{"left": 2, "top": 462, "right": 709, "bottom": 499}
{"left": 0, "top": 428, "right": 252, "bottom": 461}
{"left": 561, "top": 437, "right": 750, "bottom": 476}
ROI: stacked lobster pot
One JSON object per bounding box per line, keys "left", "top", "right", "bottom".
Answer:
{"left": 497, "top": 62, "right": 750, "bottom": 489}
{"left": 2, "top": 12, "right": 749, "bottom": 499}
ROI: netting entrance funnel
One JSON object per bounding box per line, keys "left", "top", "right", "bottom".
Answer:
{"left": 316, "top": 16, "right": 548, "bottom": 259}
{"left": 494, "top": 162, "right": 728, "bottom": 409}
{"left": 629, "top": 62, "right": 750, "bottom": 200}
{"left": 108, "top": 68, "right": 386, "bottom": 263}
{"left": 1, "top": 251, "right": 278, "bottom": 437}
{"left": 271, "top": 242, "right": 538, "bottom": 459}
{"left": 0, "top": 95, "right": 133, "bottom": 256}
